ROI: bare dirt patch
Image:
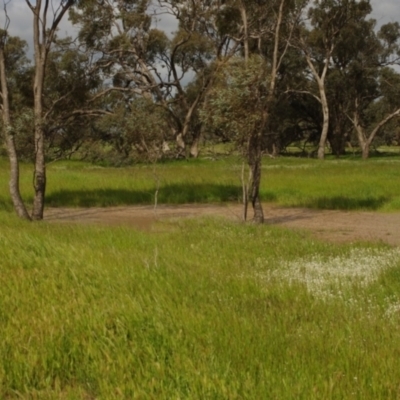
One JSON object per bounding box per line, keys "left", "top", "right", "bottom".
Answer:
{"left": 45, "top": 204, "right": 400, "bottom": 246}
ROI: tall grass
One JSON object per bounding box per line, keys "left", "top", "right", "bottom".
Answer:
{"left": 2, "top": 156, "right": 400, "bottom": 211}
{"left": 1, "top": 211, "right": 400, "bottom": 398}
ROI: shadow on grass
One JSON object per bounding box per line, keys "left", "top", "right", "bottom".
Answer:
{"left": 46, "top": 183, "right": 252, "bottom": 207}
{"left": 303, "top": 195, "right": 389, "bottom": 211}
{"left": 0, "top": 198, "right": 14, "bottom": 212}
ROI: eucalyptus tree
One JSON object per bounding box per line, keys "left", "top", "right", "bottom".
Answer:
{"left": 295, "top": 0, "right": 371, "bottom": 159}
{"left": 294, "top": 1, "right": 373, "bottom": 157}
{"left": 202, "top": 0, "right": 306, "bottom": 223}
{"left": 71, "top": 0, "right": 238, "bottom": 158}
{"left": 156, "top": 0, "right": 244, "bottom": 157}
{"left": 325, "top": 68, "right": 354, "bottom": 156}
{"left": 92, "top": 94, "right": 170, "bottom": 162}
{"left": 201, "top": 55, "right": 269, "bottom": 222}
{"left": 0, "top": 0, "right": 77, "bottom": 220}
{"left": 0, "top": 1, "right": 112, "bottom": 219}
{"left": 40, "top": 37, "right": 106, "bottom": 160}
{"left": 0, "top": 29, "right": 31, "bottom": 218}
{"left": 26, "top": 0, "right": 78, "bottom": 219}
{"left": 344, "top": 22, "right": 400, "bottom": 158}
{"left": 347, "top": 67, "right": 400, "bottom": 159}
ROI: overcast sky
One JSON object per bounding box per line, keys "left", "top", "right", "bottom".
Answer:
{"left": 0, "top": 0, "right": 399, "bottom": 52}
{"left": 371, "top": 0, "right": 399, "bottom": 26}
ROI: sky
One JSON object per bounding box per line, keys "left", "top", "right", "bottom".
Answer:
{"left": 0, "top": 0, "right": 398, "bottom": 53}
{"left": 371, "top": 0, "right": 399, "bottom": 26}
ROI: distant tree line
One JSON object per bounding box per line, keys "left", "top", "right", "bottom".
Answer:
{"left": 1, "top": 0, "right": 400, "bottom": 222}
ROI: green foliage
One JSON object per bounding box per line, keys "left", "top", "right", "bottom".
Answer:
{"left": 70, "top": 1, "right": 114, "bottom": 49}
{"left": 308, "top": 0, "right": 372, "bottom": 50}
{"left": 201, "top": 56, "right": 269, "bottom": 149}
{"left": 146, "top": 29, "right": 169, "bottom": 62}
{"left": 379, "top": 67, "right": 400, "bottom": 106}
{"left": 93, "top": 97, "right": 170, "bottom": 163}
{"left": 171, "top": 30, "right": 214, "bottom": 72}
{"left": 378, "top": 22, "right": 400, "bottom": 60}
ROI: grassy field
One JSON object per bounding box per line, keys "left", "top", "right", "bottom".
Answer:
{"left": 1, "top": 156, "right": 400, "bottom": 398}
{"left": 2, "top": 155, "right": 400, "bottom": 211}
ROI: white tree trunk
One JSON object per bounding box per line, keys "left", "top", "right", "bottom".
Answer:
{"left": 0, "top": 47, "right": 30, "bottom": 219}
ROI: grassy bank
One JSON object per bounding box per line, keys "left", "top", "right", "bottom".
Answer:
{"left": 1, "top": 156, "right": 400, "bottom": 211}
{"left": 1, "top": 212, "right": 400, "bottom": 398}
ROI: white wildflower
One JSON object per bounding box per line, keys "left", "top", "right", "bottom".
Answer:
{"left": 260, "top": 248, "right": 400, "bottom": 299}
{"left": 384, "top": 301, "right": 400, "bottom": 320}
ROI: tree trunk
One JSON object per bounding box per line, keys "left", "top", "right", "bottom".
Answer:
{"left": 241, "top": 162, "right": 249, "bottom": 221}
{"left": 17, "top": 0, "right": 74, "bottom": 220}
{"left": 354, "top": 121, "right": 370, "bottom": 159}
{"left": 248, "top": 132, "right": 264, "bottom": 224}
{"left": 31, "top": 46, "right": 46, "bottom": 220}
{"left": 0, "top": 48, "right": 30, "bottom": 219}
{"left": 317, "top": 83, "right": 329, "bottom": 160}
{"left": 303, "top": 44, "right": 332, "bottom": 160}
{"left": 32, "top": 124, "right": 46, "bottom": 220}
{"left": 329, "top": 126, "right": 347, "bottom": 158}
{"left": 5, "top": 135, "right": 31, "bottom": 219}
{"left": 353, "top": 106, "right": 400, "bottom": 160}
{"left": 189, "top": 127, "right": 202, "bottom": 158}
{"left": 190, "top": 137, "right": 200, "bottom": 158}
{"left": 239, "top": 1, "right": 249, "bottom": 62}
{"left": 361, "top": 142, "right": 370, "bottom": 159}
{"left": 175, "top": 132, "right": 186, "bottom": 157}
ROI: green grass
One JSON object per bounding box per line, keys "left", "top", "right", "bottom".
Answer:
{"left": 1, "top": 212, "right": 400, "bottom": 398}
{"left": 2, "top": 155, "right": 400, "bottom": 211}
{"left": 259, "top": 158, "right": 400, "bottom": 211}
{"left": 2, "top": 156, "right": 400, "bottom": 397}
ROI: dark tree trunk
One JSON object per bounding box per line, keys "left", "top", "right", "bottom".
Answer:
{"left": 32, "top": 125, "right": 46, "bottom": 220}
{"left": 189, "top": 126, "right": 202, "bottom": 158}
{"left": 248, "top": 132, "right": 264, "bottom": 224}
{"left": 175, "top": 132, "right": 186, "bottom": 158}
{"left": 31, "top": 55, "right": 46, "bottom": 220}
{"left": 329, "top": 129, "right": 346, "bottom": 158}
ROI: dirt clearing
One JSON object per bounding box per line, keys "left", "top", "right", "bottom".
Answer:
{"left": 45, "top": 203, "right": 400, "bottom": 246}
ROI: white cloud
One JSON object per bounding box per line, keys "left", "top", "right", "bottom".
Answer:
{"left": 370, "top": 0, "right": 400, "bottom": 27}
